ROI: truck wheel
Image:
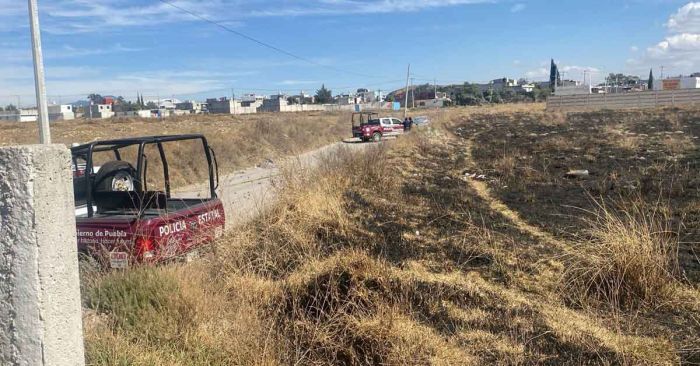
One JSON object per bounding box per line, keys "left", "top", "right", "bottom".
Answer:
{"left": 94, "top": 161, "right": 137, "bottom": 192}
{"left": 372, "top": 132, "right": 382, "bottom": 142}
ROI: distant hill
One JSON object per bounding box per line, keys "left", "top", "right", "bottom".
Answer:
{"left": 70, "top": 100, "right": 90, "bottom": 107}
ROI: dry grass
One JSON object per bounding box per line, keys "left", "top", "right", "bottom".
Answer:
{"left": 81, "top": 105, "right": 700, "bottom": 365}
{"left": 563, "top": 199, "right": 682, "bottom": 310}
{"left": 0, "top": 112, "right": 349, "bottom": 188}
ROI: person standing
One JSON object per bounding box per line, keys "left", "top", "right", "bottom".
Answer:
{"left": 403, "top": 117, "right": 410, "bottom": 132}
{"left": 408, "top": 117, "right": 414, "bottom": 131}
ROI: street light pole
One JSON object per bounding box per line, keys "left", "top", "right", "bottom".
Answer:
{"left": 28, "top": 0, "right": 51, "bottom": 144}
{"left": 403, "top": 64, "right": 410, "bottom": 119}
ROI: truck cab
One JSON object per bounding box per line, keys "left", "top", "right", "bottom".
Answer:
{"left": 71, "top": 134, "right": 225, "bottom": 268}
{"left": 351, "top": 112, "right": 404, "bottom": 142}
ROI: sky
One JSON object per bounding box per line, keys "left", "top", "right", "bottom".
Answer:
{"left": 1, "top": 0, "right": 700, "bottom": 106}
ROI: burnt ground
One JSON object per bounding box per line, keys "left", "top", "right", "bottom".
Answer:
{"left": 456, "top": 108, "right": 700, "bottom": 283}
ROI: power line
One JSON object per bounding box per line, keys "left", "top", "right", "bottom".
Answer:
{"left": 157, "top": 0, "right": 378, "bottom": 79}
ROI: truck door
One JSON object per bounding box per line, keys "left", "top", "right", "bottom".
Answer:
{"left": 380, "top": 118, "right": 393, "bottom": 133}
{"left": 391, "top": 118, "right": 405, "bottom": 133}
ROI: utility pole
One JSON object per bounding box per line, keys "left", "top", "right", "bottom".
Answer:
{"left": 28, "top": 0, "right": 50, "bottom": 143}
{"left": 660, "top": 66, "right": 665, "bottom": 80}
{"left": 403, "top": 64, "right": 410, "bottom": 118}
{"left": 411, "top": 78, "right": 415, "bottom": 109}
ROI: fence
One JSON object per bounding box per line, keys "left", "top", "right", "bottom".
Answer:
{"left": 546, "top": 88, "right": 700, "bottom": 111}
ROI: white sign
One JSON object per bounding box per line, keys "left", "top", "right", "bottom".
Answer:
{"left": 109, "top": 252, "right": 129, "bottom": 269}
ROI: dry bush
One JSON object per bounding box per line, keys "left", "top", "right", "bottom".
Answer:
{"left": 563, "top": 199, "right": 681, "bottom": 310}
{"left": 541, "top": 110, "right": 569, "bottom": 126}
{"left": 84, "top": 265, "right": 282, "bottom": 365}
{"left": 213, "top": 144, "right": 393, "bottom": 278}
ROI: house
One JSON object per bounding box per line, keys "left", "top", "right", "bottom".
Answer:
{"left": 115, "top": 110, "right": 153, "bottom": 118}
{"left": 656, "top": 75, "right": 700, "bottom": 90}
{"left": 356, "top": 89, "right": 376, "bottom": 103}
{"left": 87, "top": 104, "right": 115, "bottom": 119}
{"left": 175, "top": 101, "right": 208, "bottom": 114}
{"left": 48, "top": 105, "right": 75, "bottom": 121}
{"left": 207, "top": 97, "right": 256, "bottom": 115}
{"left": 0, "top": 109, "right": 38, "bottom": 122}
{"left": 336, "top": 94, "right": 361, "bottom": 105}
{"left": 516, "top": 83, "right": 536, "bottom": 93}
{"left": 491, "top": 78, "right": 518, "bottom": 89}
{"left": 259, "top": 95, "right": 288, "bottom": 112}
{"left": 415, "top": 97, "right": 452, "bottom": 108}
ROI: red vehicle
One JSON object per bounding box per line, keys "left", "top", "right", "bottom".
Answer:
{"left": 71, "top": 135, "right": 224, "bottom": 269}
{"left": 352, "top": 112, "right": 405, "bottom": 142}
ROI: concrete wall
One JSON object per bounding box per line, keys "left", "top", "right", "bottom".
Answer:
{"left": 547, "top": 88, "right": 700, "bottom": 111}
{"left": 115, "top": 110, "right": 153, "bottom": 118}
{"left": 0, "top": 145, "right": 85, "bottom": 365}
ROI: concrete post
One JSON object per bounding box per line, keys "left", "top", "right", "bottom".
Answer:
{"left": 0, "top": 145, "right": 85, "bottom": 365}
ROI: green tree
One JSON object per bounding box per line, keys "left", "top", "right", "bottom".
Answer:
{"left": 549, "top": 59, "right": 559, "bottom": 92}
{"left": 88, "top": 93, "right": 105, "bottom": 104}
{"left": 145, "top": 101, "right": 157, "bottom": 109}
{"left": 5, "top": 104, "right": 17, "bottom": 111}
{"left": 648, "top": 69, "right": 654, "bottom": 90}
{"left": 314, "top": 84, "right": 333, "bottom": 104}
{"left": 605, "top": 73, "right": 641, "bottom": 87}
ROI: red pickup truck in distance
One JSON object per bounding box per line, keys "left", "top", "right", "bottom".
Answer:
{"left": 351, "top": 112, "right": 404, "bottom": 142}
{"left": 71, "top": 134, "right": 225, "bottom": 269}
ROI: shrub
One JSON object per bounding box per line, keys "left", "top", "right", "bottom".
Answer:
{"left": 563, "top": 200, "right": 681, "bottom": 310}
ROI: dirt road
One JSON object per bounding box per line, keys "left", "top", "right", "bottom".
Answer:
{"left": 175, "top": 140, "right": 368, "bottom": 229}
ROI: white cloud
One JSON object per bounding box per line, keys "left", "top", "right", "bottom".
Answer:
{"left": 510, "top": 3, "right": 525, "bottom": 13}
{"left": 630, "top": 45, "right": 639, "bottom": 52}
{"left": 667, "top": 2, "right": 700, "bottom": 34}
{"left": 629, "top": 2, "right": 700, "bottom": 75}
{"left": 26, "top": 0, "right": 495, "bottom": 34}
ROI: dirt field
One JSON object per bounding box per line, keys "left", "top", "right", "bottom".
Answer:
{"left": 1, "top": 112, "right": 350, "bottom": 188}
{"left": 0, "top": 109, "right": 454, "bottom": 188}
{"left": 81, "top": 104, "right": 700, "bottom": 365}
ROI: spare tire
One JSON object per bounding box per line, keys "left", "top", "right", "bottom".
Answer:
{"left": 94, "top": 160, "right": 138, "bottom": 192}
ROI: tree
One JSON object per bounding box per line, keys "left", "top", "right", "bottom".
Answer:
{"left": 648, "top": 69, "right": 654, "bottom": 90}
{"left": 145, "top": 101, "right": 157, "bottom": 109}
{"left": 549, "top": 59, "right": 559, "bottom": 92}
{"left": 88, "top": 93, "right": 105, "bottom": 104}
{"left": 315, "top": 84, "right": 333, "bottom": 104}
{"left": 605, "top": 73, "right": 640, "bottom": 87}
{"left": 0, "top": 106, "right": 3, "bottom": 112}
{"left": 5, "top": 104, "right": 17, "bottom": 111}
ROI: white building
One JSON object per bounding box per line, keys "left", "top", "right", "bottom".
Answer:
{"left": 115, "top": 110, "right": 153, "bottom": 118}
{"left": 415, "top": 97, "right": 452, "bottom": 108}
{"left": 0, "top": 109, "right": 38, "bottom": 122}
{"left": 242, "top": 93, "right": 265, "bottom": 103}
{"left": 656, "top": 76, "right": 700, "bottom": 91}
{"left": 48, "top": 105, "right": 75, "bottom": 121}
{"left": 175, "top": 101, "right": 208, "bottom": 114}
{"left": 88, "top": 104, "right": 115, "bottom": 119}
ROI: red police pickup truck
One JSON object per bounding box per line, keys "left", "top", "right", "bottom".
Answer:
{"left": 351, "top": 112, "right": 404, "bottom": 142}
{"left": 71, "top": 135, "right": 225, "bottom": 269}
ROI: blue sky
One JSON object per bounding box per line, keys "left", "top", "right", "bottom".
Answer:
{"left": 1, "top": 0, "right": 699, "bottom": 105}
